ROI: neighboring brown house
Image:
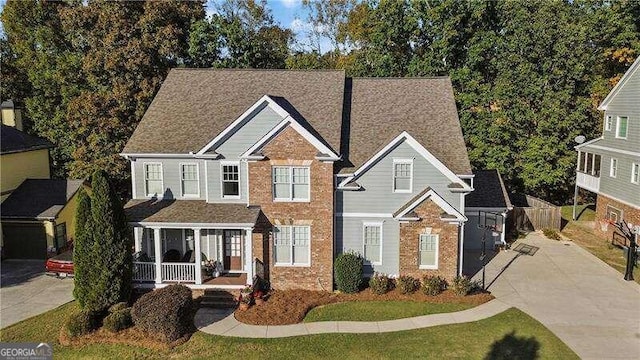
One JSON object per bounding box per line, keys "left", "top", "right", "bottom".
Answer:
{"left": 121, "top": 69, "right": 508, "bottom": 290}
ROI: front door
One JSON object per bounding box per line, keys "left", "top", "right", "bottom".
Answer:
{"left": 223, "top": 230, "right": 242, "bottom": 271}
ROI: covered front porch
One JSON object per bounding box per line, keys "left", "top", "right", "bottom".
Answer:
{"left": 124, "top": 199, "right": 264, "bottom": 289}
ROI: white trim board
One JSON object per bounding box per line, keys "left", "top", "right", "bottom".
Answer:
{"left": 335, "top": 213, "right": 393, "bottom": 218}
{"left": 338, "top": 132, "right": 470, "bottom": 191}
{"left": 394, "top": 188, "right": 467, "bottom": 221}
{"left": 129, "top": 222, "right": 256, "bottom": 229}
{"left": 584, "top": 144, "right": 640, "bottom": 158}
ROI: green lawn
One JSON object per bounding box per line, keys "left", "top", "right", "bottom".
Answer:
{"left": 561, "top": 204, "right": 595, "bottom": 222}
{"left": 304, "top": 301, "right": 474, "bottom": 322}
{"left": 1, "top": 301, "right": 578, "bottom": 359}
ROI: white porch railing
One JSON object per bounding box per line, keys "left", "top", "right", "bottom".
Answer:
{"left": 161, "top": 262, "right": 196, "bottom": 283}
{"left": 576, "top": 172, "right": 600, "bottom": 192}
{"left": 133, "top": 262, "right": 155, "bottom": 282}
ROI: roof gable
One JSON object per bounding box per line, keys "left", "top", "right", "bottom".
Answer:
{"left": 599, "top": 56, "right": 640, "bottom": 111}
{"left": 393, "top": 186, "right": 466, "bottom": 221}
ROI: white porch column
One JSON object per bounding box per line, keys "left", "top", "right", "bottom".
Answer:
{"left": 153, "top": 228, "right": 162, "bottom": 284}
{"left": 244, "top": 227, "right": 254, "bottom": 285}
{"left": 133, "top": 227, "right": 142, "bottom": 253}
{"left": 194, "top": 228, "right": 202, "bottom": 285}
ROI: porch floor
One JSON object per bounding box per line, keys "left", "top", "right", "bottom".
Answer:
{"left": 203, "top": 273, "right": 247, "bottom": 286}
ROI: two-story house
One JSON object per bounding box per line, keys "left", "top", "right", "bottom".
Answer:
{"left": 122, "top": 69, "right": 509, "bottom": 290}
{"left": 573, "top": 57, "right": 640, "bottom": 241}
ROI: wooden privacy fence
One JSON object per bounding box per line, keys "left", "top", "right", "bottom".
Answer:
{"left": 510, "top": 194, "right": 561, "bottom": 231}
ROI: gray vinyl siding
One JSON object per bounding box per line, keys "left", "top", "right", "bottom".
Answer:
{"left": 206, "top": 159, "right": 247, "bottom": 203}
{"left": 600, "top": 68, "right": 639, "bottom": 153}
{"left": 132, "top": 158, "right": 206, "bottom": 200}
{"left": 597, "top": 151, "right": 640, "bottom": 206}
{"left": 337, "top": 141, "right": 463, "bottom": 214}
{"left": 336, "top": 216, "right": 399, "bottom": 276}
{"left": 214, "top": 105, "right": 284, "bottom": 159}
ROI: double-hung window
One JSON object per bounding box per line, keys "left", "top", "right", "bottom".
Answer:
{"left": 272, "top": 166, "right": 309, "bottom": 201}
{"left": 605, "top": 115, "right": 613, "bottom": 131}
{"left": 610, "top": 158, "right": 618, "bottom": 178}
{"left": 180, "top": 163, "right": 199, "bottom": 197}
{"left": 363, "top": 223, "right": 382, "bottom": 265}
{"left": 221, "top": 163, "right": 240, "bottom": 198}
{"left": 144, "top": 163, "right": 163, "bottom": 196}
{"left": 616, "top": 116, "right": 628, "bottom": 139}
{"left": 273, "top": 225, "right": 310, "bottom": 266}
{"left": 393, "top": 159, "right": 413, "bottom": 193}
{"left": 632, "top": 163, "right": 639, "bottom": 184}
{"left": 419, "top": 234, "right": 439, "bottom": 269}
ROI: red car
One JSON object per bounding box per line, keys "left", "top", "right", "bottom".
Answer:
{"left": 45, "top": 251, "right": 74, "bottom": 276}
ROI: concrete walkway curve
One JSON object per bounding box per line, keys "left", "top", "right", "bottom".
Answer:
{"left": 195, "top": 299, "right": 511, "bottom": 338}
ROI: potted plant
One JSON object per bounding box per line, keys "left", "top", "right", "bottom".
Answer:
{"left": 238, "top": 293, "right": 252, "bottom": 311}
{"left": 253, "top": 290, "right": 265, "bottom": 305}
{"left": 203, "top": 260, "right": 216, "bottom": 277}
{"left": 241, "top": 285, "right": 253, "bottom": 298}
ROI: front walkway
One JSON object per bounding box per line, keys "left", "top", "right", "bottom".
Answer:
{"left": 477, "top": 233, "right": 640, "bottom": 360}
{"left": 195, "top": 299, "right": 510, "bottom": 338}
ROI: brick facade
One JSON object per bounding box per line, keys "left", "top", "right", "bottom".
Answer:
{"left": 248, "top": 126, "right": 334, "bottom": 290}
{"left": 398, "top": 199, "right": 460, "bottom": 281}
{"left": 594, "top": 193, "right": 640, "bottom": 246}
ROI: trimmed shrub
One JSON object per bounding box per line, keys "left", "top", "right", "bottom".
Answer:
{"left": 103, "top": 308, "right": 132, "bottom": 332}
{"left": 451, "top": 276, "right": 473, "bottom": 296}
{"left": 108, "top": 302, "right": 129, "bottom": 313}
{"left": 543, "top": 228, "right": 561, "bottom": 240}
{"left": 334, "top": 252, "right": 364, "bottom": 293}
{"left": 422, "top": 275, "right": 447, "bottom": 296}
{"left": 131, "top": 285, "right": 194, "bottom": 342}
{"left": 65, "top": 310, "right": 98, "bottom": 337}
{"left": 397, "top": 275, "right": 420, "bottom": 294}
{"left": 368, "top": 273, "right": 391, "bottom": 295}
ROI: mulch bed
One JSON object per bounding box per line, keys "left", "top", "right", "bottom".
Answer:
{"left": 234, "top": 288, "right": 494, "bottom": 325}
{"left": 59, "top": 326, "right": 191, "bottom": 350}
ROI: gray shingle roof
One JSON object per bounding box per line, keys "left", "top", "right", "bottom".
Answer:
{"left": 1, "top": 179, "right": 85, "bottom": 220}
{"left": 122, "top": 69, "right": 345, "bottom": 154}
{"left": 1, "top": 125, "right": 53, "bottom": 155}
{"left": 342, "top": 77, "right": 471, "bottom": 174}
{"left": 124, "top": 199, "right": 261, "bottom": 225}
{"left": 466, "top": 170, "right": 512, "bottom": 209}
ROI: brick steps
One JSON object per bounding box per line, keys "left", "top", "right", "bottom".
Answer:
{"left": 200, "top": 290, "right": 238, "bottom": 309}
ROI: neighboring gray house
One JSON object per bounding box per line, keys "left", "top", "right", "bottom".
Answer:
{"left": 573, "top": 57, "right": 640, "bottom": 241}
{"left": 121, "top": 69, "right": 507, "bottom": 290}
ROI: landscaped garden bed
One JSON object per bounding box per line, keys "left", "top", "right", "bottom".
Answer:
{"left": 234, "top": 288, "right": 494, "bottom": 325}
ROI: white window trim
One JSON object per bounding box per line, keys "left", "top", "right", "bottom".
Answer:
{"left": 143, "top": 162, "right": 163, "bottom": 197}
{"left": 362, "top": 222, "right": 383, "bottom": 266}
{"left": 615, "top": 116, "right": 628, "bottom": 139}
{"left": 273, "top": 225, "right": 311, "bottom": 267}
{"left": 392, "top": 158, "right": 413, "bottom": 193}
{"left": 631, "top": 163, "right": 640, "bottom": 184}
{"left": 604, "top": 115, "right": 612, "bottom": 131}
{"left": 179, "top": 162, "right": 200, "bottom": 198}
{"left": 610, "top": 158, "right": 618, "bottom": 178}
{"left": 419, "top": 233, "right": 439, "bottom": 270}
{"left": 220, "top": 161, "right": 241, "bottom": 199}
{"left": 272, "top": 166, "right": 310, "bottom": 202}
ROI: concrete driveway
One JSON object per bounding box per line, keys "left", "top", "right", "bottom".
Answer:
{"left": 1, "top": 260, "right": 74, "bottom": 328}
{"left": 473, "top": 233, "right": 640, "bottom": 360}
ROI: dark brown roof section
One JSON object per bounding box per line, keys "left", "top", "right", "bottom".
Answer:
{"left": 341, "top": 77, "right": 472, "bottom": 175}
{"left": 466, "top": 170, "right": 513, "bottom": 209}
{"left": 124, "top": 199, "right": 261, "bottom": 225}
{"left": 1, "top": 179, "right": 85, "bottom": 220}
{"left": 122, "top": 69, "right": 345, "bottom": 154}
{"left": 1, "top": 125, "right": 53, "bottom": 155}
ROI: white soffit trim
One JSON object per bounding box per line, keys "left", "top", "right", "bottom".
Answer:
{"left": 239, "top": 116, "right": 339, "bottom": 159}
{"left": 574, "top": 137, "right": 603, "bottom": 150}
{"left": 394, "top": 189, "right": 467, "bottom": 221}
{"left": 338, "top": 131, "right": 470, "bottom": 190}
{"left": 585, "top": 145, "right": 640, "bottom": 158}
{"left": 598, "top": 56, "right": 640, "bottom": 110}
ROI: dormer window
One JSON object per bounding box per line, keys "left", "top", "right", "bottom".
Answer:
{"left": 393, "top": 159, "right": 413, "bottom": 193}
{"left": 616, "top": 116, "right": 628, "bottom": 139}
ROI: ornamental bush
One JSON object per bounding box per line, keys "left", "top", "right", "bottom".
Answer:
{"left": 397, "top": 275, "right": 420, "bottom": 294}
{"left": 334, "top": 252, "right": 364, "bottom": 293}
{"left": 451, "top": 276, "right": 473, "bottom": 296}
{"left": 131, "top": 285, "right": 194, "bottom": 342}
{"left": 368, "top": 273, "right": 391, "bottom": 295}
{"left": 422, "top": 275, "right": 447, "bottom": 296}
{"left": 65, "top": 309, "right": 98, "bottom": 338}
{"left": 103, "top": 308, "right": 133, "bottom": 333}
{"left": 108, "top": 302, "right": 129, "bottom": 313}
